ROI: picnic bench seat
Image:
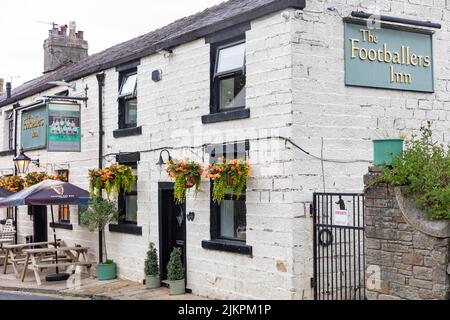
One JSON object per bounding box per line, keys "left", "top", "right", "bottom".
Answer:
{"left": 21, "top": 246, "right": 92, "bottom": 285}
{"left": 35, "top": 261, "right": 94, "bottom": 269}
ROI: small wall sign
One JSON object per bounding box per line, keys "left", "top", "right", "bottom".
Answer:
{"left": 334, "top": 210, "right": 349, "bottom": 227}
{"left": 344, "top": 20, "right": 434, "bottom": 92}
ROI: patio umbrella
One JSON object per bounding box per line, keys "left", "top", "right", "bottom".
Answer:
{"left": 0, "top": 187, "right": 13, "bottom": 199}
{"left": 0, "top": 180, "right": 91, "bottom": 282}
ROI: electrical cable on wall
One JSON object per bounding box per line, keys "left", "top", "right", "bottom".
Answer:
{"left": 101, "top": 136, "right": 372, "bottom": 165}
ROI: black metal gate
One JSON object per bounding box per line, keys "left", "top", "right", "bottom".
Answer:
{"left": 312, "top": 193, "right": 366, "bottom": 300}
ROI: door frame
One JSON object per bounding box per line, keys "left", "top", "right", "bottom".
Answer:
{"left": 158, "top": 182, "right": 187, "bottom": 285}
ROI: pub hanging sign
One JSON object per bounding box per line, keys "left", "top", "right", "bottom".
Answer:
{"left": 21, "top": 102, "right": 81, "bottom": 152}
{"left": 344, "top": 21, "right": 434, "bottom": 92}
{"left": 21, "top": 105, "right": 48, "bottom": 151}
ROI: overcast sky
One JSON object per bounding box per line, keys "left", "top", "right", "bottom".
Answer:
{"left": 0, "top": 0, "right": 225, "bottom": 88}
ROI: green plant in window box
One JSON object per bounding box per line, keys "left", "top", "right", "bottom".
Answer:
{"left": 207, "top": 159, "right": 251, "bottom": 205}
{"left": 144, "top": 243, "right": 160, "bottom": 289}
{"left": 167, "top": 247, "right": 185, "bottom": 295}
{"left": 89, "top": 164, "right": 136, "bottom": 198}
{"left": 166, "top": 159, "right": 203, "bottom": 204}
{"left": 375, "top": 123, "right": 449, "bottom": 220}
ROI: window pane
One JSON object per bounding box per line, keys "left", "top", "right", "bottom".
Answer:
{"left": 219, "top": 75, "right": 245, "bottom": 110}
{"left": 120, "top": 74, "right": 137, "bottom": 96}
{"left": 217, "top": 43, "right": 245, "bottom": 74}
{"left": 125, "top": 195, "right": 138, "bottom": 223}
{"left": 220, "top": 193, "right": 246, "bottom": 241}
{"left": 125, "top": 99, "right": 137, "bottom": 125}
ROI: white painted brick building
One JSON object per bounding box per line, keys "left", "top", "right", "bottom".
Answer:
{"left": 0, "top": 0, "right": 448, "bottom": 300}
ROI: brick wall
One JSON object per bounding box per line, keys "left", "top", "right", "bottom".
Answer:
{"left": 364, "top": 168, "right": 450, "bottom": 300}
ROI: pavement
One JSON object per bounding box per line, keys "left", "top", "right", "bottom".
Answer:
{"left": 0, "top": 291, "right": 62, "bottom": 300}
{"left": 0, "top": 267, "right": 206, "bottom": 300}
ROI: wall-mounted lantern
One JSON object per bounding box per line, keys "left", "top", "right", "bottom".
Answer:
{"left": 13, "top": 149, "right": 40, "bottom": 174}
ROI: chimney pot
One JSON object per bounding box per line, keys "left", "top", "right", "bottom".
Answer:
{"left": 43, "top": 21, "right": 88, "bottom": 73}
{"left": 0, "top": 78, "right": 4, "bottom": 94}
{"left": 6, "top": 82, "right": 12, "bottom": 99}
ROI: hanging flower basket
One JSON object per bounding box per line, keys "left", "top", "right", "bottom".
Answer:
{"left": 206, "top": 159, "right": 251, "bottom": 205}
{"left": 0, "top": 176, "right": 25, "bottom": 193}
{"left": 89, "top": 164, "right": 136, "bottom": 198}
{"left": 166, "top": 159, "right": 203, "bottom": 204}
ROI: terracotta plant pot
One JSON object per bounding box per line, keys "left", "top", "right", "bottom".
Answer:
{"left": 185, "top": 175, "right": 197, "bottom": 189}
{"left": 226, "top": 173, "right": 234, "bottom": 186}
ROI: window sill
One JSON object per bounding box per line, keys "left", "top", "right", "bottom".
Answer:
{"left": 0, "top": 150, "right": 15, "bottom": 157}
{"left": 109, "top": 223, "right": 142, "bottom": 236}
{"left": 202, "top": 108, "right": 250, "bottom": 124}
{"left": 113, "top": 126, "right": 142, "bottom": 138}
{"left": 202, "top": 239, "right": 252, "bottom": 256}
{"left": 50, "top": 222, "right": 73, "bottom": 231}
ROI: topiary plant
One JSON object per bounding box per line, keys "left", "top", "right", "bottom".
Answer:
{"left": 167, "top": 247, "right": 184, "bottom": 281}
{"left": 81, "top": 196, "right": 119, "bottom": 262}
{"left": 145, "top": 243, "right": 159, "bottom": 277}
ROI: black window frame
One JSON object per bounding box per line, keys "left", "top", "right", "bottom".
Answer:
{"left": 209, "top": 142, "right": 249, "bottom": 243}
{"left": 117, "top": 162, "right": 138, "bottom": 225}
{"left": 118, "top": 70, "right": 138, "bottom": 130}
{"left": 210, "top": 37, "right": 247, "bottom": 114}
{"left": 56, "top": 170, "right": 71, "bottom": 224}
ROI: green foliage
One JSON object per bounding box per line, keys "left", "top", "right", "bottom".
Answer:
{"left": 167, "top": 247, "right": 184, "bottom": 281}
{"left": 381, "top": 124, "right": 450, "bottom": 220}
{"left": 81, "top": 197, "right": 119, "bottom": 232}
{"left": 174, "top": 175, "right": 188, "bottom": 205}
{"left": 104, "top": 259, "right": 115, "bottom": 265}
{"left": 207, "top": 159, "right": 251, "bottom": 204}
{"left": 144, "top": 243, "right": 159, "bottom": 276}
{"left": 166, "top": 159, "right": 203, "bottom": 204}
{"left": 212, "top": 176, "right": 228, "bottom": 204}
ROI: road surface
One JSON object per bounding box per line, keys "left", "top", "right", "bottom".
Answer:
{"left": 0, "top": 291, "right": 62, "bottom": 300}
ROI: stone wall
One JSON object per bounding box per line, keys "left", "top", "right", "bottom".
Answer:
{"left": 364, "top": 168, "right": 450, "bottom": 300}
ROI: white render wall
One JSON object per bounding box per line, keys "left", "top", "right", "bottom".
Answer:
{"left": 290, "top": 0, "right": 450, "bottom": 299}
{"left": 0, "top": 0, "right": 448, "bottom": 300}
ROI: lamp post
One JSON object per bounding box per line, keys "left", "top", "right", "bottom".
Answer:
{"left": 156, "top": 149, "right": 172, "bottom": 166}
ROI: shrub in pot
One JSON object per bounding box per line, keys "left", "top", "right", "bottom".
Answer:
{"left": 167, "top": 247, "right": 185, "bottom": 295}
{"left": 145, "top": 243, "right": 160, "bottom": 289}
{"left": 81, "top": 196, "right": 119, "bottom": 281}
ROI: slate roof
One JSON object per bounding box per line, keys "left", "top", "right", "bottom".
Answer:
{"left": 0, "top": 0, "right": 305, "bottom": 107}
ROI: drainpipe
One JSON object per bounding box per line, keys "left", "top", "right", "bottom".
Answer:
{"left": 96, "top": 73, "right": 105, "bottom": 264}
{"left": 13, "top": 103, "right": 20, "bottom": 244}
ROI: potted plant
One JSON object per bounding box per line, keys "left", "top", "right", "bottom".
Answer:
{"left": 81, "top": 196, "right": 119, "bottom": 281}
{"left": 207, "top": 159, "right": 251, "bottom": 204}
{"left": 167, "top": 247, "right": 185, "bottom": 295}
{"left": 89, "top": 164, "right": 136, "bottom": 198}
{"left": 166, "top": 159, "right": 203, "bottom": 204}
{"left": 144, "top": 243, "right": 160, "bottom": 289}
{"left": 373, "top": 131, "right": 406, "bottom": 166}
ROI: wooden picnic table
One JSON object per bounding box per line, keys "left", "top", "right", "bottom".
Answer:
{"left": 2, "top": 240, "right": 63, "bottom": 277}
{"left": 21, "top": 246, "right": 93, "bottom": 285}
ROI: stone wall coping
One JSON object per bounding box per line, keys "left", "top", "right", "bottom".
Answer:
{"left": 395, "top": 187, "right": 450, "bottom": 239}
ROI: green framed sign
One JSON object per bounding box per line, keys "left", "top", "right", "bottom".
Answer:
{"left": 21, "top": 105, "right": 47, "bottom": 151}
{"left": 344, "top": 21, "right": 434, "bottom": 92}
{"left": 20, "top": 102, "right": 81, "bottom": 152}
{"left": 48, "top": 103, "right": 81, "bottom": 152}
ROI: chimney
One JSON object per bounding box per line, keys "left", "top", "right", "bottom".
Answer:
{"left": 6, "top": 82, "right": 11, "bottom": 99}
{"left": 0, "top": 78, "right": 4, "bottom": 95}
{"left": 43, "top": 21, "right": 88, "bottom": 73}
